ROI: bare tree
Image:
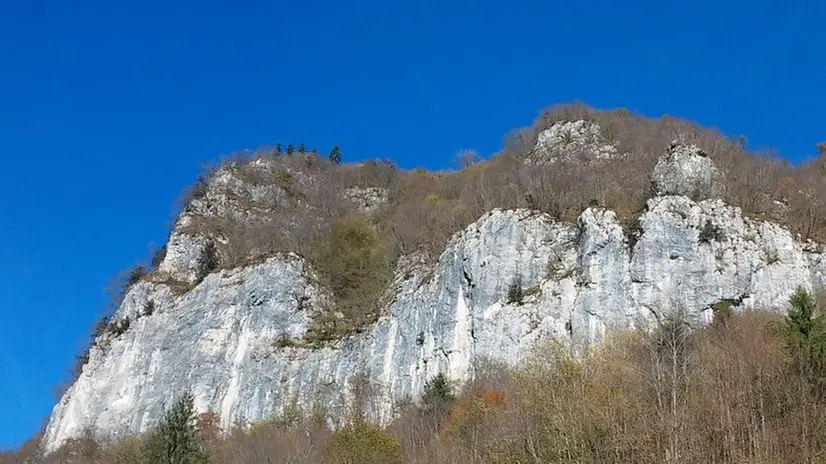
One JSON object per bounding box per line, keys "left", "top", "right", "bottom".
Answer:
{"left": 454, "top": 149, "right": 480, "bottom": 169}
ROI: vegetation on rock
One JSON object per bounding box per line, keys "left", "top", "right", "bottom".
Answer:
{"left": 506, "top": 274, "right": 524, "bottom": 305}
{"left": 23, "top": 290, "right": 826, "bottom": 463}
{"left": 304, "top": 213, "right": 391, "bottom": 343}
{"left": 153, "top": 103, "right": 826, "bottom": 343}
{"left": 325, "top": 420, "right": 404, "bottom": 464}
{"left": 421, "top": 373, "right": 454, "bottom": 409}
{"left": 328, "top": 144, "right": 342, "bottom": 164}
{"left": 52, "top": 103, "right": 826, "bottom": 416}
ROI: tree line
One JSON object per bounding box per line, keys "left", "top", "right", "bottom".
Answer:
{"left": 266, "top": 143, "right": 342, "bottom": 164}
{"left": 7, "top": 289, "right": 826, "bottom": 463}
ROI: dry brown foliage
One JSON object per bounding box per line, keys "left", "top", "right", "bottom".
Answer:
{"left": 36, "top": 309, "right": 826, "bottom": 464}
{"left": 170, "top": 104, "right": 825, "bottom": 339}
{"left": 184, "top": 103, "right": 824, "bottom": 267}
{"left": 41, "top": 103, "right": 826, "bottom": 461}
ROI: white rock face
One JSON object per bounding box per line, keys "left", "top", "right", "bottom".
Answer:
{"left": 157, "top": 222, "right": 208, "bottom": 284}
{"left": 344, "top": 187, "right": 389, "bottom": 214}
{"left": 42, "top": 195, "right": 826, "bottom": 453}
{"left": 652, "top": 141, "right": 720, "bottom": 198}
{"left": 156, "top": 161, "right": 299, "bottom": 283}
{"left": 528, "top": 120, "right": 618, "bottom": 164}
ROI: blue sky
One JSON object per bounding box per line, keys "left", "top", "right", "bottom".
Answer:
{"left": 1, "top": 0, "right": 824, "bottom": 450}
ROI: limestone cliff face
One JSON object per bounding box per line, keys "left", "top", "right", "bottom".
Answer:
{"left": 41, "top": 130, "right": 826, "bottom": 453}
{"left": 42, "top": 198, "right": 826, "bottom": 453}
{"left": 527, "top": 120, "right": 619, "bottom": 164}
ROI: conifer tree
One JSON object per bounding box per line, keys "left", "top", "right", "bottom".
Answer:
{"left": 274, "top": 143, "right": 282, "bottom": 156}
{"left": 329, "top": 145, "right": 342, "bottom": 164}
{"left": 298, "top": 142, "right": 306, "bottom": 154}
{"left": 421, "top": 372, "right": 454, "bottom": 409}
{"left": 286, "top": 143, "right": 294, "bottom": 156}
{"left": 784, "top": 287, "right": 826, "bottom": 397}
{"left": 143, "top": 391, "right": 207, "bottom": 464}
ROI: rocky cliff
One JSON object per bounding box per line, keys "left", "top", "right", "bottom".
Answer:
{"left": 41, "top": 124, "right": 826, "bottom": 453}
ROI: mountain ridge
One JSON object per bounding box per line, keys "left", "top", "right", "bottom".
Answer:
{"left": 38, "top": 104, "right": 826, "bottom": 454}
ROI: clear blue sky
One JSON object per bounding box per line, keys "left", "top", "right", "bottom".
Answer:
{"left": 1, "top": 0, "right": 824, "bottom": 450}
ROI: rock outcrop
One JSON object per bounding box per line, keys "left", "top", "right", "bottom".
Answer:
{"left": 344, "top": 187, "right": 389, "bottom": 214}
{"left": 652, "top": 141, "right": 720, "bottom": 198}
{"left": 43, "top": 194, "right": 826, "bottom": 452}
{"left": 527, "top": 120, "right": 619, "bottom": 164}
{"left": 40, "top": 132, "right": 826, "bottom": 454}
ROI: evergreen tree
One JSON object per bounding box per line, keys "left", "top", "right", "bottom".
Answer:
{"left": 329, "top": 145, "right": 342, "bottom": 164}
{"left": 784, "top": 287, "right": 826, "bottom": 397}
{"left": 143, "top": 391, "right": 207, "bottom": 464}
{"left": 274, "top": 143, "right": 282, "bottom": 156}
{"left": 421, "top": 372, "right": 454, "bottom": 409}
{"left": 286, "top": 143, "right": 294, "bottom": 156}
{"left": 506, "top": 274, "right": 524, "bottom": 305}
{"left": 298, "top": 142, "right": 306, "bottom": 154}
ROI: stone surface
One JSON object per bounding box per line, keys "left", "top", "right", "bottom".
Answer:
{"left": 527, "top": 120, "right": 618, "bottom": 164}
{"left": 344, "top": 187, "right": 389, "bottom": 214}
{"left": 652, "top": 141, "right": 720, "bottom": 198}
{"left": 43, "top": 197, "right": 826, "bottom": 453}
{"left": 156, "top": 222, "right": 208, "bottom": 284}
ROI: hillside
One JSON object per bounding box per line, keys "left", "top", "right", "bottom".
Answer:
{"left": 14, "top": 104, "right": 826, "bottom": 462}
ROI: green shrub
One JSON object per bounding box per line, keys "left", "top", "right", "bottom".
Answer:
{"left": 93, "top": 316, "right": 110, "bottom": 338}
{"left": 196, "top": 242, "right": 219, "bottom": 278}
{"left": 621, "top": 215, "right": 642, "bottom": 251}
{"left": 274, "top": 333, "right": 310, "bottom": 349}
{"left": 127, "top": 266, "right": 149, "bottom": 286}
{"left": 61, "top": 315, "right": 111, "bottom": 395}
{"left": 507, "top": 274, "right": 524, "bottom": 305}
{"left": 711, "top": 300, "right": 733, "bottom": 327}
{"left": 306, "top": 214, "right": 390, "bottom": 342}
{"left": 276, "top": 170, "right": 294, "bottom": 185}
{"left": 324, "top": 420, "right": 403, "bottom": 464}
{"left": 107, "top": 316, "right": 131, "bottom": 337}
{"left": 189, "top": 175, "right": 209, "bottom": 202}
{"left": 699, "top": 220, "right": 723, "bottom": 243}
{"left": 305, "top": 311, "right": 347, "bottom": 345}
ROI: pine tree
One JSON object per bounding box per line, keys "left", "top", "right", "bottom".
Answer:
{"left": 286, "top": 143, "right": 294, "bottom": 156}
{"left": 784, "top": 287, "right": 826, "bottom": 397}
{"left": 506, "top": 274, "right": 524, "bottom": 305}
{"left": 274, "top": 143, "right": 282, "bottom": 156}
{"left": 329, "top": 145, "right": 342, "bottom": 164}
{"left": 298, "top": 142, "right": 306, "bottom": 154}
{"left": 143, "top": 391, "right": 207, "bottom": 464}
{"left": 421, "top": 372, "right": 454, "bottom": 409}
